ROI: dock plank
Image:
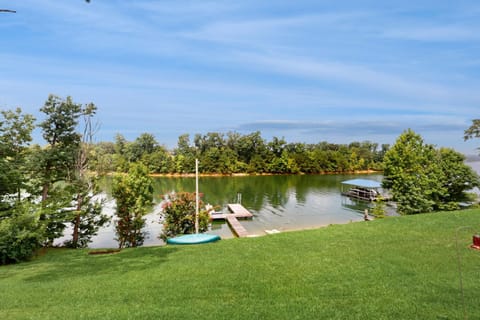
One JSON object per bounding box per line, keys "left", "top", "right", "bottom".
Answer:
{"left": 227, "top": 204, "right": 253, "bottom": 218}
{"left": 226, "top": 215, "right": 249, "bottom": 237}
{"left": 209, "top": 213, "right": 227, "bottom": 220}
{"left": 209, "top": 204, "right": 253, "bottom": 237}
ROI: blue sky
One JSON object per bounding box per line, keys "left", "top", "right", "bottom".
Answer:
{"left": 1, "top": 0, "right": 479, "bottom": 154}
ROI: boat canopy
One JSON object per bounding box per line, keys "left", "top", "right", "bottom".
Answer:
{"left": 341, "top": 179, "right": 382, "bottom": 189}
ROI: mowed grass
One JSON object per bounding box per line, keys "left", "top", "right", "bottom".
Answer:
{"left": 1, "top": 209, "right": 480, "bottom": 320}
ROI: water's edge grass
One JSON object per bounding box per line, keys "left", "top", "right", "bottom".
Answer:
{"left": 1, "top": 209, "right": 479, "bottom": 319}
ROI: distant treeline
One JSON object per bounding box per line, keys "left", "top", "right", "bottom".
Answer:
{"left": 90, "top": 131, "right": 389, "bottom": 174}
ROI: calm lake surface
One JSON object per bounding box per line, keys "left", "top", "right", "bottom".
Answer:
{"left": 68, "top": 161, "right": 479, "bottom": 248}
{"left": 83, "top": 173, "right": 383, "bottom": 248}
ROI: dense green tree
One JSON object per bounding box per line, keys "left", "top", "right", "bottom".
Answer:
{"left": 90, "top": 141, "right": 116, "bottom": 174}
{"left": 0, "top": 109, "right": 44, "bottom": 264}
{"left": 174, "top": 134, "right": 196, "bottom": 173}
{"left": 236, "top": 131, "right": 266, "bottom": 165}
{"left": 383, "top": 129, "right": 477, "bottom": 215}
{"left": 37, "top": 95, "right": 83, "bottom": 202}
{"left": 112, "top": 133, "right": 129, "bottom": 172}
{"left": 0, "top": 108, "right": 35, "bottom": 205}
{"left": 33, "top": 95, "right": 84, "bottom": 244}
{"left": 142, "top": 146, "right": 174, "bottom": 173}
{"left": 437, "top": 148, "right": 479, "bottom": 205}
{"left": 128, "top": 133, "right": 159, "bottom": 163}
{"left": 89, "top": 131, "right": 388, "bottom": 175}
{"left": 112, "top": 163, "right": 153, "bottom": 248}
{"left": 194, "top": 132, "right": 225, "bottom": 153}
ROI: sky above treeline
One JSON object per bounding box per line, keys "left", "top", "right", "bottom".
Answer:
{"left": 1, "top": 0, "right": 479, "bottom": 154}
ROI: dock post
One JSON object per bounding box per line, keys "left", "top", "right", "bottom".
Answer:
{"left": 364, "top": 209, "right": 369, "bottom": 221}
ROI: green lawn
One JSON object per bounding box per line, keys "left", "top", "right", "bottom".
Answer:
{"left": 1, "top": 209, "right": 479, "bottom": 320}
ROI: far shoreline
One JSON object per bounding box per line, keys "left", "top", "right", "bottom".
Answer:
{"left": 148, "top": 169, "right": 383, "bottom": 178}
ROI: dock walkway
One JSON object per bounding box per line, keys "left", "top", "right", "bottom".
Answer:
{"left": 210, "top": 204, "right": 253, "bottom": 237}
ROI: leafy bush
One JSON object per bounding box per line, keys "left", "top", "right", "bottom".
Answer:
{"left": 160, "top": 192, "right": 210, "bottom": 240}
{"left": 112, "top": 163, "right": 153, "bottom": 248}
{"left": 371, "top": 197, "right": 386, "bottom": 218}
{"left": 0, "top": 204, "right": 45, "bottom": 265}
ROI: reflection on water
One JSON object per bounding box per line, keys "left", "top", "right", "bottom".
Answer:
{"left": 78, "top": 173, "right": 383, "bottom": 248}
{"left": 79, "top": 160, "right": 480, "bottom": 248}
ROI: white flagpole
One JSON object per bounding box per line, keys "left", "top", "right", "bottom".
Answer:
{"left": 195, "top": 158, "right": 199, "bottom": 234}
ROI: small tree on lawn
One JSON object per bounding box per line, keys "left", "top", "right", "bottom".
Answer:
{"left": 371, "top": 197, "right": 386, "bottom": 218}
{"left": 0, "top": 202, "right": 45, "bottom": 265}
{"left": 65, "top": 103, "right": 109, "bottom": 248}
{"left": 161, "top": 192, "right": 210, "bottom": 240}
{"left": 112, "top": 163, "right": 153, "bottom": 248}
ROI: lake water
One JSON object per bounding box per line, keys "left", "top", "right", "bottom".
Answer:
{"left": 80, "top": 173, "right": 383, "bottom": 248}
{"left": 60, "top": 161, "right": 480, "bottom": 248}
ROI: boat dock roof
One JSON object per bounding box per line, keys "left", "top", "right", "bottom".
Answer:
{"left": 341, "top": 179, "right": 382, "bottom": 189}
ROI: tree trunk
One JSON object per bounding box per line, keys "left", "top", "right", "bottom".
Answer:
{"left": 72, "top": 195, "right": 83, "bottom": 248}
{"left": 41, "top": 184, "right": 49, "bottom": 203}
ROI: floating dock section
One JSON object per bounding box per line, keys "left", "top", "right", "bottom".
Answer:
{"left": 210, "top": 204, "right": 253, "bottom": 237}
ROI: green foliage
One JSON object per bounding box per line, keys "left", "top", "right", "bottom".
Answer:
{"left": 64, "top": 178, "right": 109, "bottom": 248}
{"left": 0, "top": 203, "right": 44, "bottom": 265}
{"left": 383, "top": 129, "right": 479, "bottom": 215}
{"left": 37, "top": 183, "right": 76, "bottom": 245}
{"left": 464, "top": 119, "right": 480, "bottom": 155}
{"left": 0, "top": 108, "right": 35, "bottom": 202}
{"left": 383, "top": 130, "right": 445, "bottom": 214}
{"left": 371, "top": 197, "right": 386, "bottom": 218}
{"left": 91, "top": 131, "right": 386, "bottom": 175}
{"left": 174, "top": 134, "right": 197, "bottom": 173}
{"left": 160, "top": 192, "right": 210, "bottom": 239}
{"left": 464, "top": 119, "right": 480, "bottom": 141}
{"left": 36, "top": 95, "right": 83, "bottom": 205}
{"left": 65, "top": 104, "right": 109, "bottom": 248}
{"left": 437, "top": 148, "right": 479, "bottom": 204}
{"left": 112, "top": 163, "right": 153, "bottom": 248}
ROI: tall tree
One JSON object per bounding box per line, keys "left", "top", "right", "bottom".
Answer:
{"left": 129, "top": 133, "right": 159, "bottom": 163}
{"left": 35, "top": 95, "right": 83, "bottom": 244}
{"left": 112, "top": 163, "right": 153, "bottom": 248}
{"left": 383, "top": 129, "right": 478, "bottom": 215}
{"left": 0, "top": 108, "right": 44, "bottom": 264}
{"left": 38, "top": 94, "right": 83, "bottom": 202}
{"left": 174, "top": 134, "right": 196, "bottom": 173}
{"left": 66, "top": 103, "right": 108, "bottom": 248}
{"left": 383, "top": 129, "right": 445, "bottom": 215}
{"left": 0, "top": 108, "right": 35, "bottom": 204}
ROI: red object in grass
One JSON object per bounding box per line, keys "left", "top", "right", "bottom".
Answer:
{"left": 471, "top": 235, "right": 480, "bottom": 250}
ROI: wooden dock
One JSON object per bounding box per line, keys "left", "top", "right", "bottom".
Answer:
{"left": 227, "top": 203, "right": 253, "bottom": 218}
{"left": 210, "top": 204, "right": 253, "bottom": 237}
{"left": 226, "top": 215, "right": 249, "bottom": 237}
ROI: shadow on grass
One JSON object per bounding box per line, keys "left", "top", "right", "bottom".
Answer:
{"left": 22, "top": 245, "right": 179, "bottom": 283}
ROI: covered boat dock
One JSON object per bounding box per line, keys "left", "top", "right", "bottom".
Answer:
{"left": 341, "top": 179, "right": 386, "bottom": 201}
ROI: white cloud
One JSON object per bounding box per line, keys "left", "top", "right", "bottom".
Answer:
{"left": 383, "top": 25, "right": 480, "bottom": 42}
{"left": 229, "top": 52, "right": 480, "bottom": 110}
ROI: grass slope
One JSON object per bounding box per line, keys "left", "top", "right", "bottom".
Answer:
{"left": 1, "top": 209, "right": 479, "bottom": 320}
